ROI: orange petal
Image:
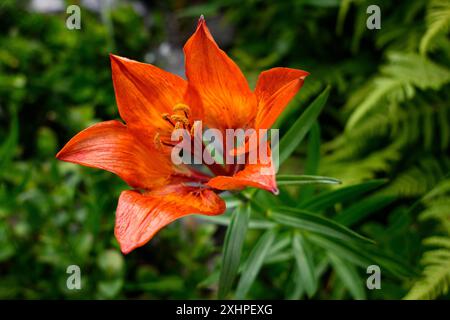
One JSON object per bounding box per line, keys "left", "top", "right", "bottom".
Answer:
{"left": 115, "top": 186, "right": 226, "bottom": 254}
{"left": 254, "top": 67, "right": 309, "bottom": 129}
{"left": 110, "top": 54, "right": 188, "bottom": 140}
{"left": 56, "top": 120, "right": 172, "bottom": 189}
{"left": 207, "top": 146, "right": 278, "bottom": 194}
{"left": 184, "top": 17, "right": 256, "bottom": 131}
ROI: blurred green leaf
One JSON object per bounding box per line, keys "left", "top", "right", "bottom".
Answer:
{"left": 265, "top": 234, "right": 293, "bottom": 265}
{"left": 305, "top": 122, "right": 321, "bottom": 175}
{"left": 197, "top": 213, "right": 276, "bottom": 229}
{"left": 0, "top": 111, "right": 18, "bottom": 171}
{"left": 334, "top": 195, "right": 396, "bottom": 226}
{"left": 328, "top": 253, "right": 366, "bottom": 300}
{"left": 308, "top": 234, "right": 371, "bottom": 268}
{"left": 270, "top": 207, "right": 374, "bottom": 244}
{"left": 300, "top": 180, "right": 387, "bottom": 211}
{"left": 279, "top": 86, "right": 330, "bottom": 164}
{"left": 292, "top": 232, "right": 317, "bottom": 297}
{"left": 309, "top": 234, "right": 415, "bottom": 278}
{"left": 277, "top": 174, "right": 341, "bottom": 186}
{"left": 298, "top": 122, "right": 322, "bottom": 203}
{"left": 235, "top": 229, "right": 277, "bottom": 299}
{"left": 218, "top": 205, "right": 250, "bottom": 299}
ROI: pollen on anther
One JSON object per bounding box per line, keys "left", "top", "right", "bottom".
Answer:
{"left": 171, "top": 114, "right": 190, "bottom": 126}
{"left": 173, "top": 103, "right": 191, "bottom": 116}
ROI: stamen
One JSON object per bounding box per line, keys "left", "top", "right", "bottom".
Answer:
{"left": 156, "top": 103, "right": 193, "bottom": 148}
{"left": 161, "top": 140, "right": 176, "bottom": 147}
{"left": 173, "top": 103, "right": 190, "bottom": 116}
{"left": 171, "top": 114, "right": 190, "bottom": 127}
{"left": 174, "top": 122, "right": 184, "bottom": 130}
{"left": 154, "top": 132, "right": 162, "bottom": 149}
{"left": 162, "top": 113, "right": 175, "bottom": 126}
{"left": 154, "top": 132, "right": 179, "bottom": 147}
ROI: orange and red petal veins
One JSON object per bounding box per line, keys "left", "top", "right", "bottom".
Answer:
{"left": 183, "top": 17, "right": 257, "bottom": 131}
{"left": 114, "top": 186, "right": 226, "bottom": 254}
{"left": 56, "top": 120, "right": 173, "bottom": 190}
{"left": 207, "top": 148, "right": 278, "bottom": 194}
{"left": 110, "top": 54, "right": 188, "bottom": 140}
{"left": 254, "top": 67, "right": 309, "bottom": 129}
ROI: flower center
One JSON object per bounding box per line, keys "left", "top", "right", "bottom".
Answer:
{"left": 154, "top": 103, "right": 193, "bottom": 148}
{"left": 164, "top": 103, "right": 191, "bottom": 130}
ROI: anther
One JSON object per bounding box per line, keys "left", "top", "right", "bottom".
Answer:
{"left": 171, "top": 114, "right": 190, "bottom": 127}
{"left": 173, "top": 103, "right": 190, "bottom": 117}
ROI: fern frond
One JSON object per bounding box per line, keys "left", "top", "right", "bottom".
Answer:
{"left": 419, "top": 199, "right": 450, "bottom": 233}
{"left": 346, "top": 52, "right": 450, "bottom": 129}
{"left": 404, "top": 236, "right": 450, "bottom": 299}
{"left": 424, "top": 236, "right": 450, "bottom": 250}
{"left": 326, "top": 101, "right": 450, "bottom": 156}
{"left": 420, "top": 0, "right": 450, "bottom": 55}
{"left": 405, "top": 177, "right": 450, "bottom": 300}
{"left": 321, "top": 144, "right": 402, "bottom": 184}
{"left": 381, "top": 157, "right": 450, "bottom": 197}
{"left": 423, "top": 179, "right": 450, "bottom": 201}
{"left": 419, "top": 178, "right": 450, "bottom": 233}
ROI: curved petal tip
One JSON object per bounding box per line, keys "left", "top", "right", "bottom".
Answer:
{"left": 271, "top": 187, "right": 280, "bottom": 195}
{"left": 198, "top": 14, "right": 205, "bottom": 25}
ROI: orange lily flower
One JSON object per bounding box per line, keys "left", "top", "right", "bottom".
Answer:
{"left": 56, "top": 16, "right": 309, "bottom": 254}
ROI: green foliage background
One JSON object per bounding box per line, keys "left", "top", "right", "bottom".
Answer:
{"left": 0, "top": 0, "right": 449, "bottom": 299}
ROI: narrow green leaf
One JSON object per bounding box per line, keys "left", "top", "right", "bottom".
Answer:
{"left": 309, "top": 234, "right": 416, "bottom": 278}
{"left": 218, "top": 205, "right": 250, "bottom": 299}
{"left": 264, "top": 251, "right": 294, "bottom": 265}
{"left": 334, "top": 195, "right": 396, "bottom": 226}
{"left": 328, "top": 253, "right": 366, "bottom": 300}
{"left": 286, "top": 267, "right": 305, "bottom": 300}
{"left": 362, "top": 245, "right": 417, "bottom": 278}
{"left": 271, "top": 207, "right": 374, "bottom": 244}
{"left": 279, "top": 86, "right": 330, "bottom": 164}
{"left": 277, "top": 174, "right": 341, "bottom": 186}
{"left": 267, "top": 234, "right": 291, "bottom": 256}
{"left": 305, "top": 122, "right": 321, "bottom": 175}
{"left": 308, "top": 234, "right": 372, "bottom": 267}
{"left": 300, "top": 179, "right": 387, "bottom": 211}
{"left": 298, "top": 122, "right": 322, "bottom": 203}
{"left": 292, "top": 233, "right": 317, "bottom": 297}
{"left": 197, "top": 270, "right": 220, "bottom": 289}
{"left": 235, "top": 229, "right": 277, "bottom": 299}
{"left": 287, "top": 254, "right": 329, "bottom": 300}
{"left": 196, "top": 214, "right": 276, "bottom": 229}
{"left": 265, "top": 234, "right": 294, "bottom": 265}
